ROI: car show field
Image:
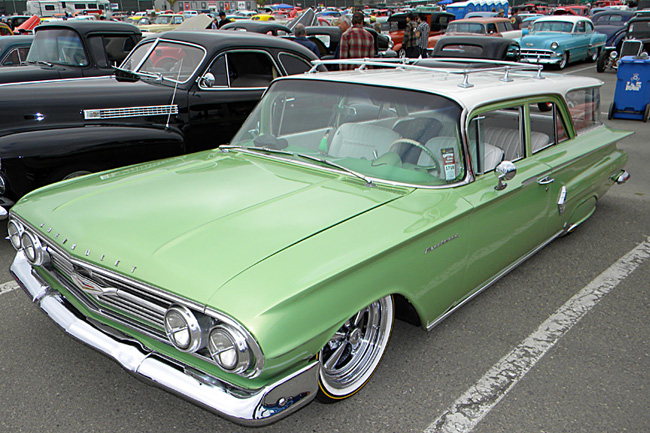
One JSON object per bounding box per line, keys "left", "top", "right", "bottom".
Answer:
{"left": 0, "top": 56, "right": 648, "bottom": 432}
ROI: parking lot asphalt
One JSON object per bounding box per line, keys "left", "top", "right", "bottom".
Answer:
{"left": 0, "top": 62, "right": 648, "bottom": 433}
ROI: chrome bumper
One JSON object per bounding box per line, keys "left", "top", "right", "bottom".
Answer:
{"left": 11, "top": 252, "right": 319, "bottom": 426}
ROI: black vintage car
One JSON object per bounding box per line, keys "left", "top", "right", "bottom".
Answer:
{"left": 0, "top": 30, "right": 320, "bottom": 209}
{"left": 220, "top": 20, "right": 292, "bottom": 35}
{"left": 597, "top": 16, "right": 650, "bottom": 72}
{"left": 0, "top": 20, "right": 141, "bottom": 83}
{"left": 429, "top": 36, "right": 520, "bottom": 61}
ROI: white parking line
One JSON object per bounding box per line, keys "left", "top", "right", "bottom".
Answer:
{"left": 562, "top": 65, "right": 596, "bottom": 75}
{"left": 0, "top": 280, "right": 19, "bottom": 296}
{"left": 424, "top": 237, "right": 650, "bottom": 433}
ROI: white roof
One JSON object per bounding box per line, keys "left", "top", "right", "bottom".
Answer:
{"left": 534, "top": 15, "right": 592, "bottom": 24}
{"left": 282, "top": 66, "right": 603, "bottom": 113}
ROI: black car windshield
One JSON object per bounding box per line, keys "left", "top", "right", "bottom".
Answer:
{"left": 230, "top": 79, "right": 465, "bottom": 187}
{"left": 531, "top": 21, "right": 574, "bottom": 33}
{"left": 628, "top": 20, "right": 650, "bottom": 38}
{"left": 119, "top": 39, "right": 205, "bottom": 83}
{"left": 26, "top": 28, "right": 89, "bottom": 67}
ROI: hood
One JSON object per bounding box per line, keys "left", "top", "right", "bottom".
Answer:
{"left": 0, "top": 76, "right": 175, "bottom": 136}
{"left": 13, "top": 149, "right": 406, "bottom": 305}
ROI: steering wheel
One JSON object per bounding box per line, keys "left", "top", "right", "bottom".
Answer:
{"left": 388, "top": 138, "right": 440, "bottom": 176}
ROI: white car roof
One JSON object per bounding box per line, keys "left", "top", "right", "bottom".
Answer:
{"left": 534, "top": 16, "right": 592, "bottom": 24}
{"left": 280, "top": 65, "right": 603, "bottom": 113}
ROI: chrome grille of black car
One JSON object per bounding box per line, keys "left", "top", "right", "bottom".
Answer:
{"left": 47, "top": 246, "right": 172, "bottom": 339}
{"left": 83, "top": 104, "right": 179, "bottom": 120}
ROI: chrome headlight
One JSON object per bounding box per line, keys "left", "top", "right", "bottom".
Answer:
{"left": 7, "top": 219, "right": 23, "bottom": 250}
{"left": 550, "top": 42, "right": 559, "bottom": 50}
{"left": 164, "top": 305, "right": 210, "bottom": 352}
{"left": 20, "top": 231, "right": 46, "bottom": 266}
{"left": 208, "top": 326, "right": 252, "bottom": 374}
{"left": 610, "top": 51, "right": 618, "bottom": 59}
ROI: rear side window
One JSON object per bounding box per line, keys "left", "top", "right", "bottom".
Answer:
{"left": 529, "top": 102, "right": 568, "bottom": 153}
{"left": 278, "top": 52, "right": 312, "bottom": 75}
{"left": 565, "top": 87, "right": 601, "bottom": 133}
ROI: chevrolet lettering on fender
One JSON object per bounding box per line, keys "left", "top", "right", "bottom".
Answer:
{"left": 10, "top": 59, "right": 630, "bottom": 426}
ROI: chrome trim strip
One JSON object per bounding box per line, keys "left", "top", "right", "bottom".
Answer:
{"left": 426, "top": 229, "right": 564, "bottom": 331}
{"left": 83, "top": 104, "right": 179, "bottom": 120}
{"left": 11, "top": 251, "right": 318, "bottom": 426}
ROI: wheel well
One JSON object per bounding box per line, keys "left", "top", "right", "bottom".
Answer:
{"left": 394, "top": 294, "right": 422, "bottom": 327}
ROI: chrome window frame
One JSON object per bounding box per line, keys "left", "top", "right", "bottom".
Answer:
{"left": 197, "top": 49, "right": 282, "bottom": 91}
{"left": 277, "top": 51, "right": 312, "bottom": 76}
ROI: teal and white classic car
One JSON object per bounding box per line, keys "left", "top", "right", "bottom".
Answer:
{"left": 518, "top": 16, "right": 607, "bottom": 69}
{"left": 9, "top": 59, "right": 630, "bottom": 425}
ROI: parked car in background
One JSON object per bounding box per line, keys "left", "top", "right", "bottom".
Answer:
{"left": 0, "top": 31, "right": 321, "bottom": 208}
{"left": 0, "top": 35, "right": 33, "bottom": 66}
{"left": 220, "top": 20, "right": 292, "bottom": 35}
{"left": 0, "top": 22, "right": 14, "bottom": 35}
{"left": 429, "top": 17, "right": 522, "bottom": 50}
{"left": 388, "top": 11, "right": 455, "bottom": 55}
{"left": 137, "top": 13, "right": 184, "bottom": 32}
{"left": 428, "top": 35, "right": 520, "bottom": 60}
{"left": 518, "top": 16, "right": 606, "bottom": 69}
{"left": 9, "top": 60, "right": 629, "bottom": 426}
{"left": 592, "top": 10, "right": 634, "bottom": 46}
{"left": 597, "top": 15, "right": 650, "bottom": 72}
{"left": 0, "top": 21, "right": 140, "bottom": 83}
{"left": 521, "top": 15, "right": 543, "bottom": 36}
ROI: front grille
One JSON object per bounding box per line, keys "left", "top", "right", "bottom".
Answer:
{"left": 83, "top": 104, "right": 179, "bottom": 120}
{"left": 46, "top": 245, "right": 174, "bottom": 339}
{"left": 620, "top": 40, "right": 643, "bottom": 57}
{"left": 520, "top": 49, "right": 553, "bottom": 60}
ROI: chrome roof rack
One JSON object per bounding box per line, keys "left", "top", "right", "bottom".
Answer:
{"left": 308, "top": 58, "right": 545, "bottom": 88}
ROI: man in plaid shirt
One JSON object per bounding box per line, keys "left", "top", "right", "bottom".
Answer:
{"left": 340, "top": 12, "right": 375, "bottom": 70}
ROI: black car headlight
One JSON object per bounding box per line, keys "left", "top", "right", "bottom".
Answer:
{"left": 208, "top": 325, "right": 252, "bottom": 374}
{"left": 164, "top": 305, "right": 211, "bottom": 352}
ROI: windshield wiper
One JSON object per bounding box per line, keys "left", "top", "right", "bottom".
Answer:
{"left": 222, "top": 145, "right": 376, "bottom": 187}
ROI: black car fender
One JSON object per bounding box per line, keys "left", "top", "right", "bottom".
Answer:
{"left": 0, "top": 125, "right": 185, "bottom": 199}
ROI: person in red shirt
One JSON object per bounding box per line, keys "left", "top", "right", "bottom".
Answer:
{"left": 339, "top": 12, "right": 375, "bottom": 70}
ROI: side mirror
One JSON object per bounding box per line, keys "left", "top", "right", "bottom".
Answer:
{"left": 494, "top": 161, "right": 516, "bottom": 191}
{"left": 199, "top": 72, "right": 215, "bottom": 88}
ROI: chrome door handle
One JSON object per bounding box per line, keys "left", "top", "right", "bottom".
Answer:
{"left": 538, "top": 176, "right": 555, "bottom": 185}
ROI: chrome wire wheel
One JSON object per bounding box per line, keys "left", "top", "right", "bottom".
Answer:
{"left": 318, "top": 295, "right": 394, "bottom": 401}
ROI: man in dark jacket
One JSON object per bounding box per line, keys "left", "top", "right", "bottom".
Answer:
{"left": 293, "top": 24, "right": 320, "bottom": 58}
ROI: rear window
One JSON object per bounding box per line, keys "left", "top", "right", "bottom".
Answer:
{"left": 565, "top": 87, "right": 601, "bottom": 133}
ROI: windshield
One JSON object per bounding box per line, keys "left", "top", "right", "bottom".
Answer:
{"left": 26, "top": 28, "right": 88, "bottom": 67}
{"left": 447, "top": 22, "right": 486, "bottom": 34}
{"left": 154, "top": 15, "right": 174, "bottom": 24}
{"left": 628, "top": 20, "right": 650, "bottom": 37}
{"left": 119, "top": 39, "right": 205, "bottom": 83}
{"left": 230, "top": 80, "right": 465, "bottom": 187}
{"left": 531, "top": 21, "right": 574, "bottom": 33}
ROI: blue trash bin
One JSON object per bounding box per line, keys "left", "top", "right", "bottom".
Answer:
{"left": 609, "top": 56, "right": 650, "bottom": 122}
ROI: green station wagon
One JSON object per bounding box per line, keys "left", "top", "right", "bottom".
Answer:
{"left": 9, "top": 61, "right": 630, "bottom": 425}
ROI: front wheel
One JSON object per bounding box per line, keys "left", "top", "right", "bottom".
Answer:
{"left": 596, "top": 51, "right": 608, "bottom": 72}
{"left": 317, "top": 295, "right": 394, "bottom": 402}
{"left": 558, "top": 52, "right": 569, "bottom": 69}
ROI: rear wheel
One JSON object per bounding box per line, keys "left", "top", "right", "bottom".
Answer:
{"left": 643, "top": 103, "right": 649, "bottom": 123}
{"left": 317, "top": 295, "right": 394, "bottom": 402}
